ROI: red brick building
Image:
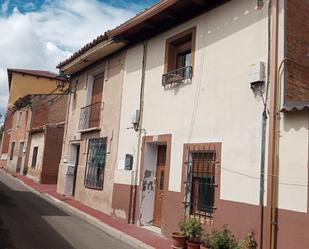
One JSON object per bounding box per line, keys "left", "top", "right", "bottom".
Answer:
{"left": 6, "top": 94, "right": 68, "bottom": 184}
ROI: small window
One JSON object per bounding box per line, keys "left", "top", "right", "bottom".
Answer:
{"left": 163, "top": 27, "right": 196, "bottom": 86}
{"left": 10, "top": 142, "right": 15, "bottom": 160}
{"left": 16, "top": 112, "right": 22, "bottom": 128}
{"left": 31, "top": 147, "right": 38, "bottom": 168}
{"left": 185, "top": 151, "right": 216, "bottom": 219}
{"left": 84, "top": 137, "right": 107, "bottom": 190}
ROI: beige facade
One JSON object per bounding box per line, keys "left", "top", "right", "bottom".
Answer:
{"left": 56, "top": 0, "right": 309, "bottom": 247}
{"left": 57, "top": 53, "right": 125, "bottom": 215}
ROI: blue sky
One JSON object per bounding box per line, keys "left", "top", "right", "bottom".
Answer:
{"left": 0, "top": 0, "right": 157, "bottom": 15}
{"left": 0, "top": 0, "right": 157, "bottom": 113}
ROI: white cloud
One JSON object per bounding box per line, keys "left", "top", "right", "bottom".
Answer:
{"left": 0, "top": 0, "right": 138, "bottom": 114}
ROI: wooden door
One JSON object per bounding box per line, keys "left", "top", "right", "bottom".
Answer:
{"left": 90, "top": 73, "right": 104, "bottom": 128}
{"left": 153, "top": 145, "right": 166, "bottom": 227}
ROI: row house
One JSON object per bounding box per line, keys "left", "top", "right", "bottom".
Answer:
{"left": 6, "top": 94, "right": 68, "bottom": 184}
{"left": 56, "top": 0, "right": 309, "bottom": 248}
{"left": 0, "top": 69, "right": 63, "bottom": 168}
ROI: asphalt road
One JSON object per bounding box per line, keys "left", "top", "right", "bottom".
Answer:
{"left": 0, "top": 171, "right": 134, "bottom": 249}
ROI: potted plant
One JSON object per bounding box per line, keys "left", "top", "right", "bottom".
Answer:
{"left": 170, "top": 220, "right": 187, "bottom": 249}
{"left": 209, "top": 226, "right": 239, "bottom": 249}
{"left": 239, "top": 232, "right": 257, "bottom": 249}
{"left": 171, "top": 231, "right": 186, "bottom": 249}
{"left": 200, "top": 231, "right": 211, "bottom": 249}
{"left": 180, "top": 218, "right": 203, "bottom": 249}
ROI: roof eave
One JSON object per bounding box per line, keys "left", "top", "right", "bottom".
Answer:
{"left": 59, "top": 39, "right": 127, "bottom": 75}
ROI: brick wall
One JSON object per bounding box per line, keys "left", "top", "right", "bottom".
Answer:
{"left": 285, "top": 0, "right": 309, "bottom": 106}
{"left": 31, "top": 94, "right": 68, "bottom": 129}
{"left": 0, "top": 108, "right": 14, "bottom": 155}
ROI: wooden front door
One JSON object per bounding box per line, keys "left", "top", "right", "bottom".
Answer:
{"left": 153, "top": 145, "right": 166, "bottom": 227}
{"left": 90, "top": 73, "right": 104, "bottom": 128}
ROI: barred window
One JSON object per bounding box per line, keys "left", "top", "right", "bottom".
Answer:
{"left": 84, "top": 137, "right": 107, "bottom": 190}
{"left": 185, "top": 151, "right": 216, "bottom": 220}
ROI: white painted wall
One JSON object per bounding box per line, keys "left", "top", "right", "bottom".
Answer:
{"left": 114, "top": 44, "right": 144, "bottom": 184}
{"left": 278, "top": 111, "right": 309, "bottom": 212}
{"left": 28, "top": 132, "right": 45, "bottom": 170}
{"left": 114, "top": 0, "right": 306, "bottom": 213}
{"left": 117, "top": 0, "right": 269, "bottom": 206}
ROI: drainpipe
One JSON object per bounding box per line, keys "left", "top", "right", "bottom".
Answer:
{"left": 259, "top": 109, "right": 267, "bottom": 249}
{"left": 129, "top": 41, "right": 148, "bottom": 224}
{"left": 259, "top": 1, "right": 272, "bottom": 248}
{"left": 264, "top": 0, "right": 279, "bottom": 248}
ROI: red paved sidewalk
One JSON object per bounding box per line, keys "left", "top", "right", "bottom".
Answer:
{"left": 8, "top": 172, "right": 171, "bottom": 249}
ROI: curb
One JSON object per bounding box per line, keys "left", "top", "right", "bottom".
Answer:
{"left": 2, "top": 171, "right": 154, "bottom": 249}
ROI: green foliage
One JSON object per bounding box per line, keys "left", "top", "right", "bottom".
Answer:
{"left": 200, "top": 227, "right": 257, "bottom": 249}
{"left": 209, "top": 226, "right": 239, "bottom": 249}
{"left": 239, "top": 232, "right": 257, "bottom": 249}
{"left": 179, "top": 218, "right": 203, "bottom": 242}
{"left": 201, "top": 231, "right": 211, "bottom": 247}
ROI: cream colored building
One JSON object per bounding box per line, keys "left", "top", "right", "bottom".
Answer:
{"left": 57, "top": 53, "right": 125, "bottom": 214}
{"left": 57, "top": 0, "right": 309, "bottom": 248}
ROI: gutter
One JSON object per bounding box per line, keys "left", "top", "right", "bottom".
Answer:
{"left": 264, "top": 0, "right": 279, "bottom": 248}
{"left": 129, "top": 41, "right": 148, "bottom": 224}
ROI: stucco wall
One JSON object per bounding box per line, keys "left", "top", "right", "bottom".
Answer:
{"left": 116, "top": 0, "right": 270, "bottom": 207}
{"left": 58, "top": 53, "right": 125, "bottom": 215}
{"left": 27, "top": 131, "right": 45, "bottom": 181}
{"left": 6, "top": 108, "right": 30, "bottom": 173}
{"left": 8, "top": 73, "right": 59, "bottom": 106}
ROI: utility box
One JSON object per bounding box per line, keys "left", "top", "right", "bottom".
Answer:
{"left": 125, "top": 154, "right": 133, "bottom": 170}
{"left": 130, "top": 109, "right": 140, "bottom": 126}
{"left": 249, "top": 61, "right": 266, "bottom": 87}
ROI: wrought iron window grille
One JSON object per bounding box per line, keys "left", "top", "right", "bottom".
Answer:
{"left": 184, "top": 150, "right": 216, "bottom": 222}
{"left": 84, "top": 137, "right": 107, "bottom": 190}
{"left": 162, "top": 66, "right": 193, "bottom": 86}
{"left": 79, "top": 102, "right": 103, "bottom": 130}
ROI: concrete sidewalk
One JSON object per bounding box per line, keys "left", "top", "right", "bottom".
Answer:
{"left": 3, "top": 170, "right": 170, "bottom": 249}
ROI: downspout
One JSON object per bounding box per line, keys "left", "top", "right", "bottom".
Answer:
{"left": 265, "top": 0, "right": 279, "bottom": 248}
{"left": 259, "top": 1, "right": 272, "bottom": 248}
{"left": 129, "top": 41, "right": 148, "bottom": 224}
{"left": 259, "top": 109, "right": 267, "bottom": 249}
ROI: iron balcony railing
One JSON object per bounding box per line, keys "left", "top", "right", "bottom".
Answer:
{"left": 79, "top": 102, "right": 103, "bottom": 130}
{"left": 162, "top": 66, "right": 193, "bottom": 86}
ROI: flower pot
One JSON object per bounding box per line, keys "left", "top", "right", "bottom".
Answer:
{"left": 171, "top": 232, "right": 186, "bottom": 248}
{"left": 200, "top": 245, "right": 210, "bottom": 249}
{"left": 186, "top": 240, "right": 201, "bottom": 249}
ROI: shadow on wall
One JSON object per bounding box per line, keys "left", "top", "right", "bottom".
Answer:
{"left": 282, "top": 110, "right": 309, "bottom": 132}
{"left": 0, "top": 181, "right": 75, "bottom": 249}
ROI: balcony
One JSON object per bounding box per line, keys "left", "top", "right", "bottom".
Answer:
{"left": 78, "top": 102, "right": 103, "bottom": 132}
{"left": 162, "top": 66, "right": 193, "bottom": 87}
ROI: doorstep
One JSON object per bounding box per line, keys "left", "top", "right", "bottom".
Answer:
{"left": 5, "top": 170, "right": 171, "bottom": 249}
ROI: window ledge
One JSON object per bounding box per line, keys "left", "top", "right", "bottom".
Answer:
{"left": 78, "top": 127, "right": 101, "bottom": 133}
